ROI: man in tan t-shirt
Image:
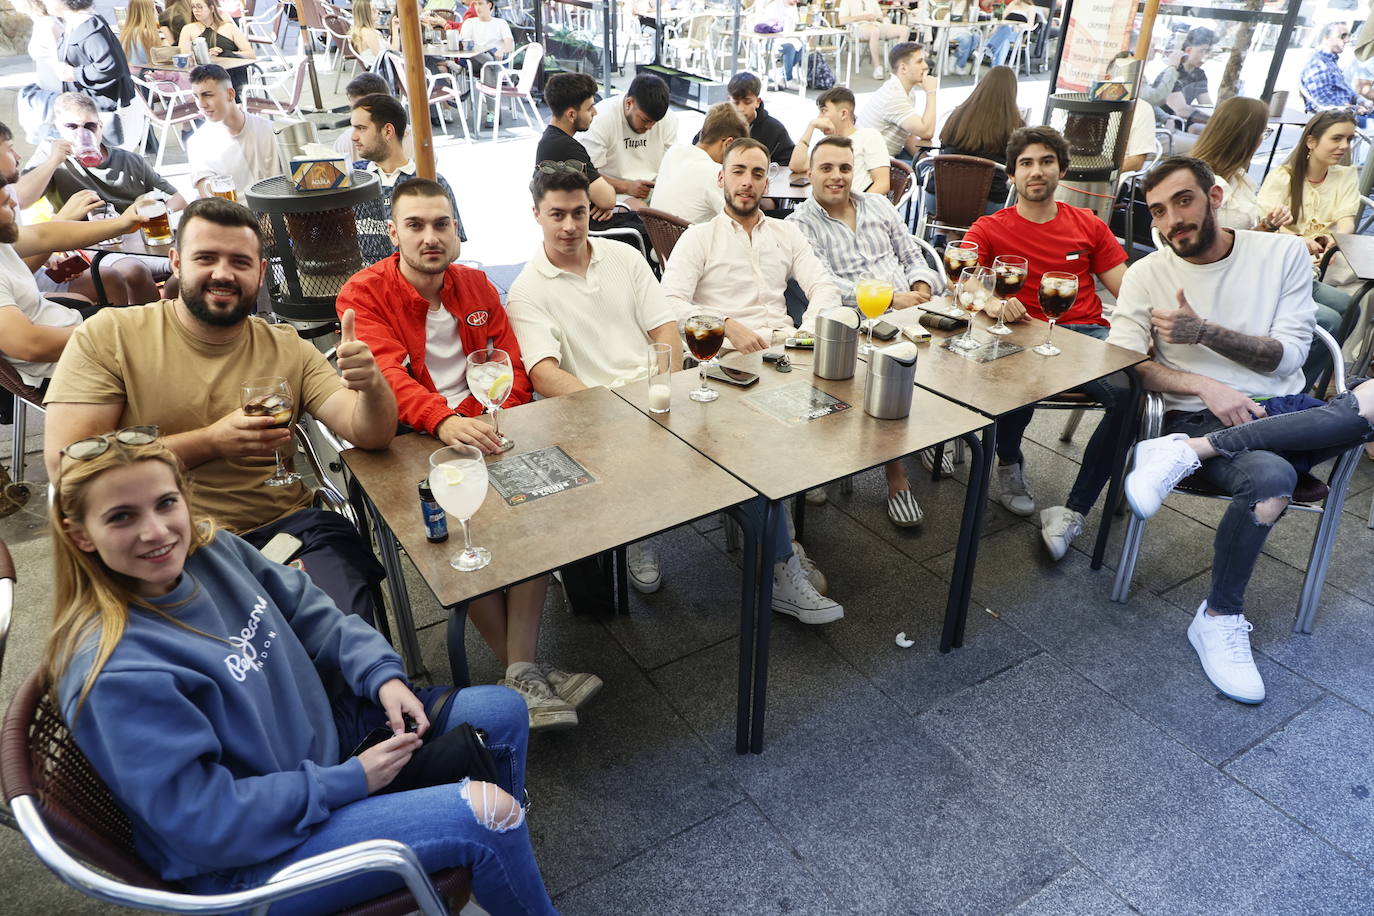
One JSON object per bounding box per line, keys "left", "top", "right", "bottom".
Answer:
{"left": 44, "top": 197, "right": 398, "bottom": 625}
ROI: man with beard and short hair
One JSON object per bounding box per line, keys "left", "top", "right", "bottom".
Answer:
{"left": 1109, "top": 156, "right": 1374, "bottom": 706}
{"left": 350, "top": 94, "right": 465, "bottom": 260}
{"left": 44, "top": 197, "right": 399, "bottom": 627}
{"left": 661, "top": 138, "right": 841, "bottom": 352}
{"left": 964, "top": 125, "right": 1131, "bottom": 560}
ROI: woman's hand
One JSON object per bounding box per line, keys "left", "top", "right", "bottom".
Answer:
{"left": 378, "top": 677, "right": 430, "bottom": 737}
{"left": 1263, "top": 206, "right": 1292, "bottom": 230}
{"left": 357, "top": 733, "right": 421, "bottom": 793}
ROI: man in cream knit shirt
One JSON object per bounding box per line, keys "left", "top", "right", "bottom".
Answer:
{"left": 1112, "top": 157, "right": 1374, "bottom": 707}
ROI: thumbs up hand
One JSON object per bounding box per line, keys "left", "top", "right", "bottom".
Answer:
{"left": 336, "top": 309, "right": 381, "bottom": 391}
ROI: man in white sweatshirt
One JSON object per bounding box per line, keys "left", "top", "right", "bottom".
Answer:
{"left": 1112, "top": 156, "right": 1374, "bottom": 706}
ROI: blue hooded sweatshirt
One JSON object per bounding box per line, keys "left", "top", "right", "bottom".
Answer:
{"left": 57, "top": 532, "right": 407, "bottom": 882}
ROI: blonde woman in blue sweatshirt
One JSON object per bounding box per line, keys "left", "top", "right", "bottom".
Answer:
{"left": 43, "top": 430, "right": 558, "bottom": 915}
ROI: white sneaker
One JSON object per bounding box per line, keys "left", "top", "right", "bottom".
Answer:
{"left": 872, "top": 66, "right": 884, "bottom": 80}
{"left": 626, "top": 541, "right": 661, "bottom": 594}
{"left": 1125, "top": 433, "right": 1200, "bottom": 519}
{"left": 919, "top": 446, "right": 954, "bottom": 476}
{"left": 536, "top": 664, "right": 603, "bottom": 709}
{"left": 1039, "top": 506, "right": 1084, "bottom": 561}
{"left": 1187, "top": 602, "right": 1265, "bottom": 704}
{"left": 790, "top": 540, "right": 828, "bottom": 595}
{"left": 996, "top": 461, "right": 1036, "bottom": 516}
{"left": 772, "top": 554, "right": 843, "bottom": 624}
{"left": 501, "top": 668, "right": 580, "bottom": 731}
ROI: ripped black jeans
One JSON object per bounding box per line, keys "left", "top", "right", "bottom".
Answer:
{"left": 1163, "top": 381, "right": 1374, "bottom": 615}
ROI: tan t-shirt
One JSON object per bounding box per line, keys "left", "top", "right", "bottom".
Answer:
{"left": 46, "top": 300, "right": 343, "bottom": 533}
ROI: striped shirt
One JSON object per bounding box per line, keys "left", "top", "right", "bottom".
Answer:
{"left": 788, "top": 192, "right": 942, "bottom": 308}
{"left": 507, "top": 238, "right": 675, "bottom": 389}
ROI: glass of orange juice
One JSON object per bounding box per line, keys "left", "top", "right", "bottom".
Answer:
{"left": 855, "top": 278, "right": 894, "bottom": 354}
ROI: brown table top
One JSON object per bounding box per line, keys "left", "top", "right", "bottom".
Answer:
{"left": 874, "top": 306, "right": 1149, "bottom": 418}
{"left": 342, "top": 386, "right": 756, "bottom": 608}
{"left": 615, "top": 351, "right": 989, "bottom": 503}
{"left": 1333, "top": 233, "right": 1374, "bottom": 281}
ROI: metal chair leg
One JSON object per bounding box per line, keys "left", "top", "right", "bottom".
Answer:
{"left": 1060, "top": 408, "right": 1085, "bottom": 442}
{"left": 839, "top": 474, "right": 854, "bottom": 495}
{"left": 11, "top": 398, "right": 26, "bottom": 485}
{"left": 1110, "top": 511, "right": 1145, "bottom": 603}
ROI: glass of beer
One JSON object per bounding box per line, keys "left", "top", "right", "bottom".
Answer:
{"left": 138, "top": 199, "right": 172, "bottom": 245}
{"left": 1033, "top": 271, "right": 1077, "bottom": 356}
{"left": 990, "top": 255, "right": 1026, "bottom": 336}
{"left": 951, "top": 266, "right": 994, "bottom": 350}
{"left": 942, "top": 240, "right": 979, "bottom": 315}
{"left": 241, "top": 376, "right": 301, "bottom": 486}
{"left": 855, "top": 277, "right": 894, "bottom": 354}
{"left": 684, "top": 314, "right": 726, "bottom": 403}
{"left": 209, "top": 174, "right": 237, "bottom": 202}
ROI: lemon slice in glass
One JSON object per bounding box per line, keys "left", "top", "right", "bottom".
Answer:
{"left": 439, "top": 466, "right": 465, "bottom": 486}
{"left": 486, "top": 373, "right": 514, "bottom": 402}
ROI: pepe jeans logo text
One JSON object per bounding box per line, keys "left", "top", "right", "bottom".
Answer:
{"left": 224, "top": 595, "right": 277, "bottom": 682}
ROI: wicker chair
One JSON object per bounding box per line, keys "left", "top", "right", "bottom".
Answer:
{"left": 0, "top": 670, "right": 471, "bottom": 915}
{"left": 887, "top": 157, "right": 915, "bottom": 220}
{"left": 913, "top": 153, "right": 1000, "bottom": 241}
{"left": 638, "top": 207, "right": 691, "bottom": 266}
{"left": 0, "top": 537, "right": 12, "bottom": 831}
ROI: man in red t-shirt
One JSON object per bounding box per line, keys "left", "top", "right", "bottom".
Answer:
{"left": 339, "top": 178, "right": 601, "bottom": 734}
{"left": 964, "top": 125, "right": 1133, "bottom": 562}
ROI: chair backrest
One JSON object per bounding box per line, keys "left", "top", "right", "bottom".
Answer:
{"left": 0, "top": 358, "right": 45, "bottom": 410}
{"left": 638, "top": 207, "right": 690, "bottom": 264}
{"left": 515, "top": 43, "right": 544, "bottom": 93}
{"left": 0, "top": 671, "right": 175, "bottom": 891}
{"left": 931, "top": 154, "right": 997, "bottom": 231}
{"left": 887, "top": 157, "right": 913, "bottom": 208}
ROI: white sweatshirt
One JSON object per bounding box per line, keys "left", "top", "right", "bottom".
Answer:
{"left": 1107, "top": 229, "right": 1316, "bottom": 413}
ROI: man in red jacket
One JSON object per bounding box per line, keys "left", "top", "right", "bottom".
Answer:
{"left": 338, "top": 178, "right": 600, "bottom": 733}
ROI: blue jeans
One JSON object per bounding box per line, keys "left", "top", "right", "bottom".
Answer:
{"left": 1164, "top": 381, "right": 1374, "bottom": 615}
{"left": 1305, "top": 280, "right": 1353, "bottom": 388}
{"left": 996, "top": 323, "right": 1132, "bottom": 515}
{"left": 955, "top": 32, "right": 979, "bottom": 68}
{"left": 985, "top": 24, "right": 1016, "bottom": 66}
{"left": 186, "top": 685, "right": 555, "bottom": 915}
{"left": 781, "top": 43, "right": 801, "bottom": 81}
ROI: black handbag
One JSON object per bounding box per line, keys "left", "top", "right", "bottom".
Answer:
{"left": 362, "top": 688, "right": 501, "bottom": 795}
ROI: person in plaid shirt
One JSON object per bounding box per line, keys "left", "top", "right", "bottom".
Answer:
{"left": 1301, "top": 22, "right": 1372, "bottom": 123}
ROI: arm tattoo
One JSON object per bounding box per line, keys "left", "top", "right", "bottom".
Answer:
{"left": 1198, "top": 322, "right": 1284, "bottom": 373}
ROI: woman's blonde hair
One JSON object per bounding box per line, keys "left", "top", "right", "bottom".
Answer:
{"left": 1189, "top": 96, "right": 1269, "bottom": 184}
{"left": 42, "top": 439, "right": 215, "bottom": 715}
{"left": 119, "top": 0, "right": 165, "bottom": 60}
{"left": 1283, "top": 109, "right": 1358, "bottom": 227}
{"left": 939, "top": 66, "right": 1024, "bottom": 161}
{"left": 349, "top": 0, "right": 378, "bottom": 48}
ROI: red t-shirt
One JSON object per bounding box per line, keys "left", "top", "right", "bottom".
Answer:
{"left": 963, "top": 202, "right": 1127, "bottom": 327}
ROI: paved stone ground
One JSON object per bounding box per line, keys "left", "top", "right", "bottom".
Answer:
{"left": 4, "top": 26, "right": 1374, "bottom": 916}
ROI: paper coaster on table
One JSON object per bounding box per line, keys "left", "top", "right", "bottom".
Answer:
{"left": 487, "top": 446, "right": 596, "bottom": 506}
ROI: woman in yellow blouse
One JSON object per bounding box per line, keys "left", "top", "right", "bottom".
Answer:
{"left": 1258, "top": 110, "right": 1360, "bottom": 269}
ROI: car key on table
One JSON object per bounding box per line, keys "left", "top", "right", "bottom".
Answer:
{"left": 762, "top": 351, "right": 792, "bottom": 372}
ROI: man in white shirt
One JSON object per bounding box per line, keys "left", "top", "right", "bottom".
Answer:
{"left": 788, "top": 87, "right": 892, "bottom": 195}
{"left": 186, "top": 64, "right": 286, "bottom": 198}
{"left": 1113, "top": 156, "right": 1374, "bottom": 706}
{"left": 855, "top": 42, "right": 938, "bottom": 159}
{"left": 650, "top": 102, "right": 747, "bottom": 224}
{"left": 788, "top": 135, "right": 938, "bottom": 528}
{"left": 511, "top": 167, "right": 843, "bottom": 624}
{"left": 460, "top": 0, "right": 515, "bottom": 88}
{"left": 662, "top": 138, "right": 842, "bottom": 351}
{"left": 581, "top": 73, "right": 680, "bottom": 207}
{"left": 349, "top": 93, "right": 465, "bottom": 259}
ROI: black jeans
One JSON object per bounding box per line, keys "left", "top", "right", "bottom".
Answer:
{"left": 995, "top": 324, "right": 1133, "bottom": 515}
{"left": 1164, "top": 381, "right": 1373, "bottom": 614}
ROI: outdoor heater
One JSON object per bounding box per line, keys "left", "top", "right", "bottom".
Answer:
{"left": 1044, "top": 93, "right": 1131, "bottom": 184}
{"left": 243, "top": 171, "right": 385, "bottom": 328}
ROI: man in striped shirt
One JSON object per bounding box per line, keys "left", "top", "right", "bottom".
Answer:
{"left": 789, "top": 134, "right": 941, "bottom": 528}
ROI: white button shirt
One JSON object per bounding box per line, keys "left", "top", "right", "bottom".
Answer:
{"left": 661, "top": 211, "right": 842, "bottom": 337}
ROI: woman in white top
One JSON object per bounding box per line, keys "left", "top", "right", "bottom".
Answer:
{"left": 752, "top": 0, "right": 802, "bottom": 87}
{"left": 16, "top": 0, "right": 64, "bottom": 93}
{"left": 1190, "top": 96, "right": 1292, "bottom": 232}
{"left": 1258, "top": 110, "right": 1361, "bottom": 255}
{"left": 347, "top": 0, "right": 388, "bottom": 69}
{"left": 839, "top": 0, "right": 907, "bottom": 80}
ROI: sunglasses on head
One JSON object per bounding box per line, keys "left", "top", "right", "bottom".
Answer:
{"left": 61, "top": 121, "right": 100, "bottom": 133}
{"left": 535, "top": 159, "right": 586, "bottom": 175}
{"left": 61, "top": 426, "right": 160, "bottom": 461}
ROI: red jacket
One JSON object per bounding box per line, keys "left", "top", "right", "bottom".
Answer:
{"left": 337, "top": 254, "right": 533, "bottom": 437}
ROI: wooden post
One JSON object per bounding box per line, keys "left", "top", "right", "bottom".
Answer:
{"left": 395, "top": 0, "right": 436, "bottom": 180}
{"left": 1135, "top": 0, "right": 1160, "bottom": 61}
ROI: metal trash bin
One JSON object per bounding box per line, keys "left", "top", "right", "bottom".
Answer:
{"left": 814, "top": 307, "right": 860, "bottom": 380}
{"left": 863, "top": 343, "right": 918, "bottom": 420}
